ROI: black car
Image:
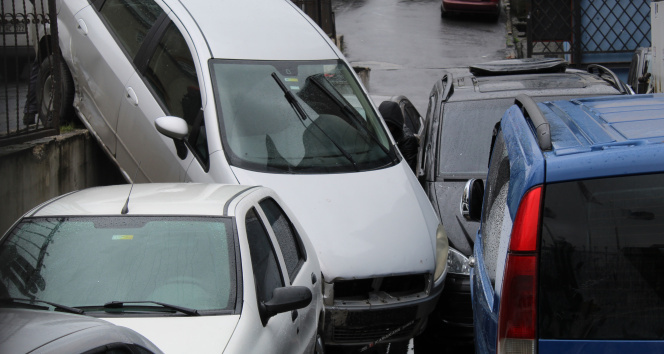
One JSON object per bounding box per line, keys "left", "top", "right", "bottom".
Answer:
{"left": 414, "top": 58, "right": 630, "bottom": 352}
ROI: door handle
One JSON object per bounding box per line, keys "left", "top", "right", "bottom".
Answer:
{"left": 311, "top": 272, "right": 317, "bottom": 285}
{"left": 76, "top": 19, "right": 88, "bottom": 35}
{"left": 291, "top": 310, "right": 298, "bottom": 322}
{"left": 126, "top": 87, "right": 138, "bottom": 106}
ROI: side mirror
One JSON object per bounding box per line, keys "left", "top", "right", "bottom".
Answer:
{"left": 155, "top": 116, "right": 189, "bottom": 160}
{"left": 260, "top": 286, "right": 312, "bottom": 326}
{"left": 461, "top": 179, "right": 484, "bottom": 222}
{"left": 155, "top": 116, "right": 189, "bottom": 140}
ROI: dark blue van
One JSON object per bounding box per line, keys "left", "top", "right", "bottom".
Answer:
{"left": 464, "top": 94, "right": 664, "bottom": 353}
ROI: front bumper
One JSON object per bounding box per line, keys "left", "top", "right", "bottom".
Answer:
{"left": 429, "top": 273, "right": 474, "bottom": 341}
{"left": 323, "top": 280, "right": 444, "bottom": 346}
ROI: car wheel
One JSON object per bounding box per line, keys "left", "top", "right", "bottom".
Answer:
{"left": 440, "top": 6, "right": 448, "bottom": 18}
{"left": 37, "top": 53, "right": 75, "bottom": 127}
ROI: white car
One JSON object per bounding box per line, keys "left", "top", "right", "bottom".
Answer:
{"left": 55, "top": 0, "right": 448, "bottom": 345}
{"left": 0, "top": 183, "right": 323, "bottom": 353}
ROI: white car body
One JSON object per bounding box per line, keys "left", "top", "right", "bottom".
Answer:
{"left": 2, "top": 183, "right": 323, "bottom": 353}
{"left": 55, "top": 0, "right": 448, "bottom": 344}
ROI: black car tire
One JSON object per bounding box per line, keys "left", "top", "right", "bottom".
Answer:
{"left": 37, "top": 53, "right": 75, "bottom": 127}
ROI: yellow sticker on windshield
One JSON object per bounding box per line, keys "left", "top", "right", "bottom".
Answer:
{"left": 285, "top": 78, "right": 299, "bottom": 82}
{"left": 112, "top": 235, "right": 134, "bottom": 240}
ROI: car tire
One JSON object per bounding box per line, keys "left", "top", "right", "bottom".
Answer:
{"left": 37, "top": 53, "right": 75, "bottom": 127}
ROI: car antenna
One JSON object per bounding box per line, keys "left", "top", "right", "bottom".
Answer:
{"left": 121, "top": 162, "right": 141, "bottom": 215}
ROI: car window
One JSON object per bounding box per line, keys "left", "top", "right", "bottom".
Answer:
{"left": 480, "top": 129, "right": 512, "bottom": 284}
{"left": 98, "top": 0, "right": 164, "bottom": 59}
{"left": 210, "top": 59, "right": 396, "bottom": 174}
{"left": 245, "top": 208, "right": 284, "bottom": 304}
{"left": 259, "top": 198, "right": 306, "bottom": 282}
{"left": 438, "top": 99, "right": 514, "bottom": 178}
{"left": 539, "top": 173, "right": 664, "bottom": 340}
{"left": 0, "top": 216, "right": 236, "bottom": 312}
{"left": 144, "top": 21, "right": 208, "bottom": 164}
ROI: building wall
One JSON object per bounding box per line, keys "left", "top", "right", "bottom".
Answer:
{"left": 0, "top": 130, "right": 125, "bottom": 234}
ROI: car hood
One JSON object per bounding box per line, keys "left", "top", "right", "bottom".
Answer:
{"left": 231, "top": 162, "right": 439, "bottom": 281}
{"left": 103, "top": 315, "right": 240, "bottom": 353}
{"left": 0, "top": 309, "right": 162, "bottom": 353}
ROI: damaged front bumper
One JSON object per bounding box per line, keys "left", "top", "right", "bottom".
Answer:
{"left": 322, "top": 276, "right": 445, "bottom": 346}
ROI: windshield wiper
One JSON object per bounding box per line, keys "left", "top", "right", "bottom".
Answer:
{"left": 306, "top": 74, "right": 394, "bottom": 160}
{"left": 103, "top": 301, "right": 199, "bottom": 316}
{"left": 1, "top": 297, "right": 84, "bottom": 315}
{"left": 271, "top": 72, "right": 359, "bottom": 171}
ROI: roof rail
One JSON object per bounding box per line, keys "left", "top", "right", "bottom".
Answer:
{"left": 441, "top": 73, "right": 454, "bottom": 102}
{"left": 514, "top": 94, "right": 552, "bottom": 151}
{"left": 587, "top": 64, "right": 634, "bottom": 95}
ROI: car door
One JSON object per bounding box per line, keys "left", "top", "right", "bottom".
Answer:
{"left": 115, "top": 16, "right": 203, "bottom": 182}
{"left": 257, "top": 197, "right": 320, "bottom": 353}
{"left": 69, "top": 0, "right": 164, "bottom": 157}
{"left": 400, "top": 98, "right": 423, "bottom": 139}
{"left": 244, "top": 207, "right": 301, "bottom": 354}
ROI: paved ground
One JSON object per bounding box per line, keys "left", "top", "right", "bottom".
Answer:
{"left": 333, "top": 0, "right": 509, "bottom": 115}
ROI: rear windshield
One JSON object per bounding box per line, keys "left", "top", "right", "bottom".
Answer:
{"left": 539, "top": 173, "right": 664, "bottom": 340}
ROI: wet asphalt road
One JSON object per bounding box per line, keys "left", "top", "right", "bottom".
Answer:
{"left": 333, "top": 0, "right": 508, "bottom": 114}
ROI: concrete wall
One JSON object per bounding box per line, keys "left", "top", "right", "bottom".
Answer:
{"left": 0, "top": 129, "right": 125, "bottom": 234}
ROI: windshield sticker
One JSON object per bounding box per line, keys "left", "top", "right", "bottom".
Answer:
{"left": 112, "top": 235, "right": 134, "bottom": 240}
{"left": 285, "top": 78, "right": 298, "bottom": 82}
{"left": 290, "top": 86, "right": 300, "bottom": 90}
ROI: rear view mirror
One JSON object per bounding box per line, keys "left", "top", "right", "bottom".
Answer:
{"left": 155, "top": 116, "right": 189, "bottom": 160}
{"left": 461, "top": 179, "right": 484, "bottom": 222}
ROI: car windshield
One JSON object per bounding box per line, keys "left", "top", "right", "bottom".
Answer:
{"left": 437, "top": 95, "right": 594, "bottom": 179}
{"left": 438, "top": 99, "right": 514, "bottom": 178}
{"left": 0, "top": 216, "right": 236, "bottom": 314}
{"left": 210, "top": 59, "right": 396, "bottom": 173}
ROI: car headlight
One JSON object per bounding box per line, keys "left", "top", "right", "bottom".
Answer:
{"left": 434, "top": 224, "right": 449, "bottom": 282}
{"left": 447, "top": 247, "right": 471, "bottom": 276}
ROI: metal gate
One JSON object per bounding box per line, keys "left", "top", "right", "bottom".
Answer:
{"left": 292, "top": 0, "right": 336, "bottom": 40}
{"left": 527, "top": 0, "right": 651, "bottom": 69}
{"left": 0, "top": 0, "right": 60, "bottom": 146}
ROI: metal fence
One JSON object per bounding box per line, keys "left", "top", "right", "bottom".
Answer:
{"left": 0, "top": 0, "right": 60, "bottom": 147}
{"left": 292, "top": 0, "right": 336, "bottom": 40}
{"left": 527, "top": 0, "right": 652, "bottom": 68}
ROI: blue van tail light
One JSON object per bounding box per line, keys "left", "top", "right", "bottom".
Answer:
{"left": 508, "top": 186, "right": 541, "bottom": 252}
{"left": 498, "top": 186, "right": 542, "bottom": 354}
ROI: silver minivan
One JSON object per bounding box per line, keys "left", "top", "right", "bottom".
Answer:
{"left": 56, "top": 0, "right": 448, "bottom": 346}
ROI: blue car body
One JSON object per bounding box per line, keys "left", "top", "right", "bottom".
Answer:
{"left": 471, "top": 94, "right": 664, "bottom": 354}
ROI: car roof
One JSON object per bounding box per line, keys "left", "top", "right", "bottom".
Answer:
{"left": 176, "top": 0, "right": 338, "bottom": 60}
{"left": 28, "top": 184, "right": 258, "bottom": 218}
{"left": 532, "top": 94, "right": 664, "bottom": 182}
{"left": 436, "top": 59, "right": 624, "bottom": 104}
